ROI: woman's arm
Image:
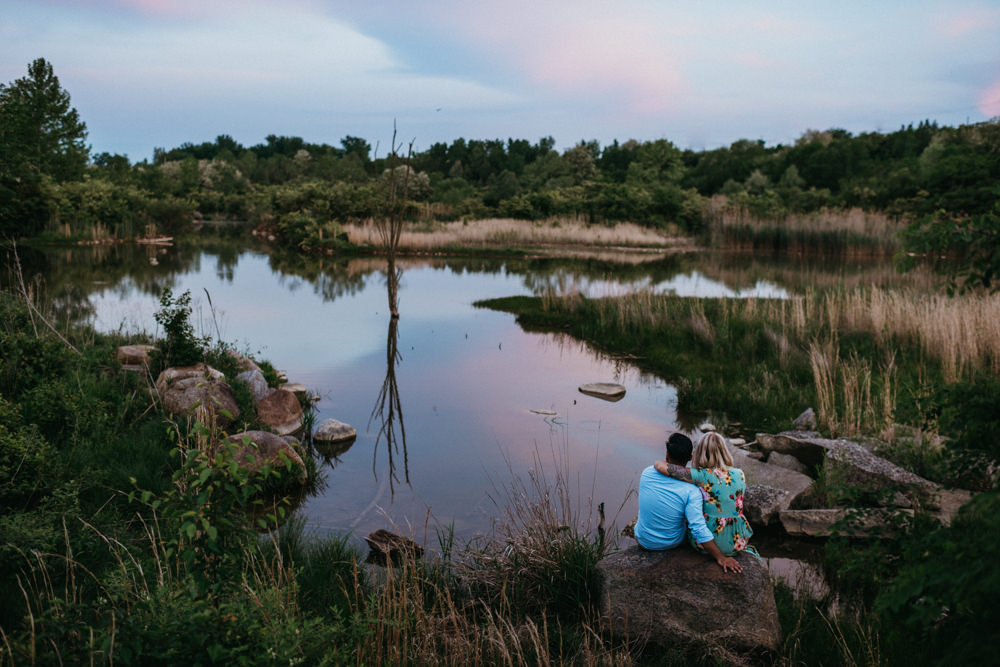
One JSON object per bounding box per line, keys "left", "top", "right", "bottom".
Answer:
{"left": 653, "top": 460, "right": 694, "bottom": 483}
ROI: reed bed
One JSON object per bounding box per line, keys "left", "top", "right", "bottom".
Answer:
{"left": 705, "top": 201, "right": 905, "bottom": 254}
{"left": 344, "top": 217, "right": 687, "bottom": 251}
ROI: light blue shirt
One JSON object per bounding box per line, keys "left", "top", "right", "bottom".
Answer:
{"left": 634, "top": 465, "right": 714, "bottom": 550}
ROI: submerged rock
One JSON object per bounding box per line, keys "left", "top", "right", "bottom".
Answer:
{"left": 578, "top": 382, "right": 626, "bottom": 401}
{"left": 156, "top": 363, "right": 239, "bottom": 427}
{"left": 598, "top": 545, "right": 780, "bottom": 656}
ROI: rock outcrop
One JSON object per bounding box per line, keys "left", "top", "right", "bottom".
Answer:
{"left": 225, "top": 430, "right": 307, "bottom": 485}
{"left": 728, "top": 442, "right": 814, "bottom": 526}
{"left": 779, "top": 508, "right": 914, "bottom": 538}
{"left": 598, "top": 545, "right": 780, "bottom": 656}
{"left": 156, "top": 364, "right": 240, "bottom": 427}
{"left": 756, "top": 431, "right": 970, "bottom": 524}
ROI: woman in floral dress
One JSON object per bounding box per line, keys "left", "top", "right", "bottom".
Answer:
{"left": 654, "top": 431, "right": 759, "bottom": 559}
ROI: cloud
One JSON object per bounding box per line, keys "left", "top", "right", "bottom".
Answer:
{"left": 936, "top": 7, "right": 1000, "bottom": 39}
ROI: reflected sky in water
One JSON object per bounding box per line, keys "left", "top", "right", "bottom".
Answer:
{"left": 71, "top": 247, "right": 786, "bottom": 543}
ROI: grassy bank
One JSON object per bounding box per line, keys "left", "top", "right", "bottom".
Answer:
{"left": 479, "top": 286, "right": 1000, "bottom": 482}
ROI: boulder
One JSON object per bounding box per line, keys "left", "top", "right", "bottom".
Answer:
{"left": 598, "top": 545, "right": 780, "bottom": 655}
{"left": 823, "top": 439, "right": 937, "bottom": 502}
{"left": 364, "top": 529, "right": 424, "bottom": 565}
{"left": 756, "top": 432, "right": 828, "bottom": 470}
{"left": 313, "top": 418, "right": 357, "bottom": 458}
{"left": 727, "top": 442, "right": 814, "bottom": 510}
{"left": 155, "top": 364, "right": 239, "bottom": 427}
{"left": 280, "top": 382, "right": 308, "bottom": 398}
{"left": 256, "top": 388, "right": 303, "bottom": 436}
{"left": 236, "top": 369, "right": 270, "bottom": 401}
{"left": 779, "top": 508, "right": 913, "bottom": 538}
{"left": 226, "top": 350, "right": 261, "bottom": 373}
{"left": 767, "top": 451, "right": 811, "bottom": 476}
{"left": 314, "top": 418, "right": 357, "bottom": 444}
{"left": 116, "top": 344, "right": 157, "bottom": 370}
{"left": 792, "top": 407, "right": 817, "bottom": 431}
{"left": 578, "top": 382, "right": 626, "bottom": 402}
{"left": 743, "top": 484, "right": 793, "bottom": 527}
{"left": 225, "top": 430, "right": 307, "bottom": 485}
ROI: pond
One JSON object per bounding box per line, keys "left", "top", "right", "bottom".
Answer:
{"left": 11, "top": 240, "right": 901, "bottom": 551}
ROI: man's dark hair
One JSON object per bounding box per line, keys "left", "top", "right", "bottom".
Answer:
{"left": 666, "top": 432, "right": 693, "bottom": 466}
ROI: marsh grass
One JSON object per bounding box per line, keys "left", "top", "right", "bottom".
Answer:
{"left": 491, "top": 283, "right": 999, "bottom": 435}
{"left": 344, "top": 217, "right": 689, "bottom": 251}
{"left": 706, "top": 201, "right": 904, "bottom": 254}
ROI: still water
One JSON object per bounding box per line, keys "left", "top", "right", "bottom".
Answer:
{"left": 14, "top": 240, "right": 893, "bottom": 547}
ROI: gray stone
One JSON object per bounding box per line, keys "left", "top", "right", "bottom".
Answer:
{"left": 578, "top": 382, "right": 626, "bottom": 401}
{"left": 823, "top": 439, "right": 937, "bottom": 502}
{"left": 793, "top": 407, "right": 817, "bottom": 431}
{"left": 727, "top": 442, "right": 814, "bottom": 508}
{"left": 756, "top": 432, "right": 829, "bottom": 469}
{"left": 313, "top": 418, "right": 357, "bottom": 444}
{"left": 256, "top": 389, "right": 303, "bottom": 436}
{"left": 767, "top": 451, "right": 812, "bottom": 476}
{"left": 155, "top": 364, "right": 239, "bottom": 427}
{"left": 779, "top": 508, "right": 913, "bottom": 538}
{"left": 236, "top": 369, "right": 269, "bottom": 401}
{"left": 598, "top": 545, "right": 780, "bottom": 655}
{"left": 743, "top": 484, "right": 793, "bottom": 527}
{"left": 225, "top": 430, "right": 307, "bottom": 484}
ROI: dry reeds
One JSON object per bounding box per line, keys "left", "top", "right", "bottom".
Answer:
{"left": 344, "top": 217, "right": 687, "bottom": 251}
{"left": 705, "top": 198, "right": 905, "bottom": 254}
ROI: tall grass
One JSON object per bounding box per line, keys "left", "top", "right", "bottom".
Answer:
{"left": 705, "top": 200, "right": 904, "bottom": 254}
{"left": 344, "top": 217, "right": 689, "bottom": 251}
{"left": 524, "top": 284, "right": 999, "bottom": 436}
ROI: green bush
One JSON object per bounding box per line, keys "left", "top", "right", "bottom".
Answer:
{"left": 153, "top": 288, "right": 206, "bottom": 368}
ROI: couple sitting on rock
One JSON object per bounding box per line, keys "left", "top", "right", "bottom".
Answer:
{"left": 634, "top": 431, "right": 758, "bottom": 573}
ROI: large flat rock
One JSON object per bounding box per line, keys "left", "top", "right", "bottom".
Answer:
{"left": 598, "top": 545, "right": 780, "bottom": 656}
{"left": 727, "top": 442, "right": 814, "bottom": 523}
{"left": 779, "top": 508, "right": 913, "bottom": 538}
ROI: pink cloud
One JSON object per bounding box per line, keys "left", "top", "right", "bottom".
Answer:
{"left": 980, "top": 81, "right": 1000, "bottom": 117}
{"left": 937, "top": 8, "right": 1000, "bottom": 38}
{"left": 428, "top": 2, "right": 689, "bottom": 115}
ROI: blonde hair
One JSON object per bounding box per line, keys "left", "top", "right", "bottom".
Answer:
{"left": 692, "top": 432, "right": 733, "bottom": 470}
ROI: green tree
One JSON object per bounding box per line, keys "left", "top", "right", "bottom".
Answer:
{"left": 0, "top": 58, "right": 88, "bottom": 237}
{"left": 0, "top": 58, "right": 88, "bottom": 181}
{"left": 898, "top": 202, "right": 1000, "bottom": 293}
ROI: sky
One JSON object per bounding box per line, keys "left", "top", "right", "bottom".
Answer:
{"left": 2, "top": 0, "right": 999, "bottom": 162}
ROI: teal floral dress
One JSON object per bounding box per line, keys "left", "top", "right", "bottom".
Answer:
{"left": 687, "top": 467, "right": 759, "bottom": 559}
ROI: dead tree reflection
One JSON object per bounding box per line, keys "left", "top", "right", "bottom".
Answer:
{"left": 368, "top": 259, "right": 408, "bottom": 496}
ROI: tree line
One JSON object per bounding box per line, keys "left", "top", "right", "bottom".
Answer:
{"left": 3, "top": 57, "right": 1000, "bottom": 277}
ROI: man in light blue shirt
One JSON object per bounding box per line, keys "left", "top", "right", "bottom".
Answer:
{"left": 634, "top": 433, "right": 742, "bottom": 573}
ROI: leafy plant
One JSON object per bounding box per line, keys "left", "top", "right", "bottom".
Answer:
{"left": 153, "top": 288, "right": 206, "bottom": 368}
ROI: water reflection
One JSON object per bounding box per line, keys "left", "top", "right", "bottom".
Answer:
{"left": 368, "top": 258, "right": 409, "bottom": 497}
